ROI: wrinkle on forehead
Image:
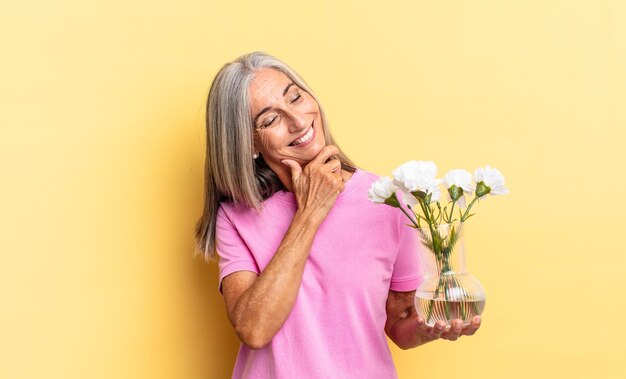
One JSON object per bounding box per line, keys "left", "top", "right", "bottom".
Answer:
{"left": 248, "top": 68, "right": 290, "bottom": 112}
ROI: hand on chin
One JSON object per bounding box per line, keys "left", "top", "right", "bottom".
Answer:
{"left": 287, "top": 146, "right": 326, "bottom": 168}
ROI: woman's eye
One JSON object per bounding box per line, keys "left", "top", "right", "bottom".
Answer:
{"left": 263, "top": 116, "right": 277, "bottom": 127}
{"left": 290, "top": 93, "right": 301, "bottom": 103}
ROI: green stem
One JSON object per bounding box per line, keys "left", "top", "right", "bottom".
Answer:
{"left": 417, "top": 198, "right": 430, "bottom": 225}
{"left": 454, "top": 275, "right": 467, "bottom": 321}
{"left": 443, "top": 274, "right": 450, "bottom": 321}
{"left": 413, "top": 213, "right": 429, "bottom": 224}
{"left": 472, "top": 301, "right": 479, "bottom": 317}
{"left": 460, "top": 196, "right": 481, "bottom": 222}
{"left": 420, "top": 199, "right": 453, "bottom": 324}
{"left": 426, "top": 258, "right": 453, "bottom": 324}
{"left": 398, "top": 204, "right": 419, "bottom": 228}
{"left": 436, "top": 202, "right": 444, "bottom": 225}
{"left": 425, "top": 291, "right": 436, "bottom": 323}
{"left": 426, "top": 268, "right": 445, "bottom": 323}
{"left": 421, "top": 200, "right": 441, "bottom": 258}
{"left": 448, "top": 201, "right": 456, "bottom": 224}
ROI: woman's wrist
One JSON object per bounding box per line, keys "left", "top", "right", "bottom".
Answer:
{"left": 293, "top": 207, "right": 325, "bottom": 228}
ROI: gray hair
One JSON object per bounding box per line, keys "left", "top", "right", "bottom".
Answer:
{"left": 195, "top": 51, "right": 356, "bottom": 261}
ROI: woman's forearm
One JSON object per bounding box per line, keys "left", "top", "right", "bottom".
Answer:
{"left": 385, "top": 291, "right": 432, "bottom": 350}
{"left": 230, "top": 208, "right": 324, "bottom": 349}
{"left": 388, "top": 313, "right": 425, "bottom": 349}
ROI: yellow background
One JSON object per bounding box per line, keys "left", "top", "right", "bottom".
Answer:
{"left": 2, "top": 0, "right": 625, "bottom": 378}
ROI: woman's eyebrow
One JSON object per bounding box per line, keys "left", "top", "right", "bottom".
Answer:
{"left": 283, "top": 82, "right": 296, "bottom": 95}
{"left": 253, "top": 82, "right": 297, "bottom": 124}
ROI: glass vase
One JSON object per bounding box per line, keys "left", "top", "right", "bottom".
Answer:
{"left": 414, "top": 221, "right": 486, "bottom": 327}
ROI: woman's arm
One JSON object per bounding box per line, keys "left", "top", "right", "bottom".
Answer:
{"left": 221, "top": 146, "right": 345, "bottom": 350}
{"left": 222, "top": 208, "right": 323, "bottom": 349}
{"left": 384, "top": 290, "right": 482, "bottom": 349}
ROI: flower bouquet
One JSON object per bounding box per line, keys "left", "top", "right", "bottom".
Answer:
{"left": 368, "top": 161, "right": 508, "bottom": 327}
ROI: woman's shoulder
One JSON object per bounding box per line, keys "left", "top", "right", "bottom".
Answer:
{"left": 356, "top": 167, "right": 381, "bottom": 183}
{"left": 348, "top": 167, "right": 385, "bottom": 194}
{"left": 218, "top": 192, "right": 293, "bottom": 222}
{"left": 344, "top": 168, "right": 393, "bottom": 206}
{"left": 350, "top": 167, "right": 405, "bottom": 215}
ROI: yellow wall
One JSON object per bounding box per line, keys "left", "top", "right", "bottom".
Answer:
{"left": 2, "top": 1, "right": 625, "bottom": 378}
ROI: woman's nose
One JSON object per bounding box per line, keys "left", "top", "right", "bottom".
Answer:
{"left": 287, "top": 111, "right": 308, "bottom": 133}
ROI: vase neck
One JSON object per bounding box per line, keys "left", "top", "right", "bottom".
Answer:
{"left": 417, "top": 222, "right": 468, "bottom": 276}
{"left": 437, "top": 258, "right": 466, "bottom": 275}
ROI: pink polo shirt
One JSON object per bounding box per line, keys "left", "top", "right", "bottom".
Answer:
{"left": 216, "top": 168, "right": 423, "bottom": 378}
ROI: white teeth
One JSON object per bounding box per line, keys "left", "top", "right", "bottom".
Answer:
{"left": 291, "top": 127, "right": 314, "bottom": 146}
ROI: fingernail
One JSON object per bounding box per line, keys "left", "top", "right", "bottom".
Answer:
{"left": 476, "top": 316, "right": 481, "bottom": 323}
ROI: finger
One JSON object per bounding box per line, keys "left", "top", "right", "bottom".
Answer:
{"left": 461, "top": 316, "right": 482, "bottom": 336}
{"left": 415, "top": 316, "right": 431, "bottom": 333}
{"left": 324, "top": 154, "right": 339, "bottom": 164}
{"left": 442, "top": 319, "right": 463, "bottom": 341}
{"left": 429, "top": 320, "right": 447, "bottom": 339}
{"left": 281, "top": 159, "right": 302, "bottom": 182}
{"left": 416, "top": 317, "right": 436, "bottom": 341}
{"left": 311, "top": 145, "right": 340, "bottom": 166}
{"left": 322, "top": 158, "right": 342, "bottom": 173}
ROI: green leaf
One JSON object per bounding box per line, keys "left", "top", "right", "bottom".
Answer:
{"left": 416, "top": 228, "right": 436, "bottom": 254}
{"left": 445, "top": 226, "right": 460, "bottom": 254}
{"left": 465, "top": 213, "right": 476, "bottom": 221}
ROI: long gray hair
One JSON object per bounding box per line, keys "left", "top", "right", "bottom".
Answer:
{"left": 195, "top": 51, "right": 356, "bottom": 261}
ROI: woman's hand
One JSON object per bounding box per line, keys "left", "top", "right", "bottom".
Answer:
{"left": 281, "top": 145, "right": 345, "bottom": 221}
{"left": 385, "top": 290, "right": 482, "bottom": 349}
{"left": 414, "top": 316, "right": 482, "bottom": 343}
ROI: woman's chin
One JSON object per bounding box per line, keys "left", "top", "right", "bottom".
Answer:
{"left": 283, "top": 144, "right": 324, "bottom": 165}
{"left": 299, "top": 151, "right": 325, "bottom": 166}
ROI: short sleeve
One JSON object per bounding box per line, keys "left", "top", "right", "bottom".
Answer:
{"left": 389, "top": 209, "right": 424, "bottom": 292}
{"left": 215, "top": 204, "right": 260, "bottom": 293}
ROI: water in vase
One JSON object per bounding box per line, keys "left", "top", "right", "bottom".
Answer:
{"left": 415, "top": 295, "right": 486, "bottom": 327}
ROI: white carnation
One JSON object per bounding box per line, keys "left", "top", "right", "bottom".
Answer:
{"left": 392, "top": 160, "right": 442, "bottom": 203}
{"left": 401, "top": 191, "right": 419, "bottom": 207}
{"left": 474, "top": 165, "right": 509, "bottom": 197}
{"left": 443, "top": 169, "right": 474, "bottom": 207}
{"left": 429, "top": 186, "right": 442, "bottom": 203}
{"left": 443, "top": 169, "right": 474, "bottom": 193}
{"left": 367, "top": 176, "right": 398, "bottom": 204}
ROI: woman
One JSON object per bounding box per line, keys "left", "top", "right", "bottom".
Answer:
{"left": 195, "top": 52, "right": 481, "bottom": 378}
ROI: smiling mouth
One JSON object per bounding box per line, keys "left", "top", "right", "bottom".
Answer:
{"left": 289, "top": 121, "right": 315, "bottom": 147}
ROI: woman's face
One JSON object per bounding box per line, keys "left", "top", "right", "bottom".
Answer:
{"left": 249, "top": 68, "right": 326, "bottom": 171}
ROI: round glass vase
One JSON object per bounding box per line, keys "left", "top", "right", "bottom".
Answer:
{"left": 414, "top": 221, "right": 486, "bottom": 327}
